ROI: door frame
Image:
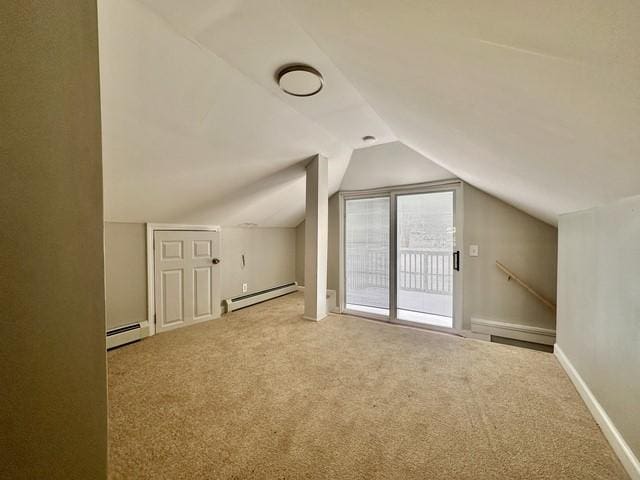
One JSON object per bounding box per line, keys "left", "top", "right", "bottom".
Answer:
{"left": 146, "top": 223, "right": 221, "bottom": 336}
{"left": 339, "top": 180, "right": 465, "bottom": 333}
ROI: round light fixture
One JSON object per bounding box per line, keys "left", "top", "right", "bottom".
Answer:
{"left": 276, "top": 64, "right": 323, "bottom": 97}
{"left": 362, "top": 135, "right": 377, "bottom": 144}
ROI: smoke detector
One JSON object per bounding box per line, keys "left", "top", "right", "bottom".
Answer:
{"left": 276, "top": 64, "right": 323, "bottom": 97}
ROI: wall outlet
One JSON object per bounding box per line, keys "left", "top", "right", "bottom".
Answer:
{"left": 469, "top": 245, "right": 479, "bottom": 257}
{"left": 242, "top": 283, "right": 248, "bottom": 293}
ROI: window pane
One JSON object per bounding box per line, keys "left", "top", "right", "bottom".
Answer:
{"left": 345, "top": 197, "right": 389, "bottom": 314}
{"left": 397, "top": 191, "right": 454, "bottom": 327}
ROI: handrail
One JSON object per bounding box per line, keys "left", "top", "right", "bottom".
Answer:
{"left": 495, "top": 261, "right": 556, "bottom": 312}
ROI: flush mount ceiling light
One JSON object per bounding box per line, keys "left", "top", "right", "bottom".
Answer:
{"left": 362, "top": 135, "right": 377, "bottom": 144}
{"left": 276, "top": 64, "right": 323, "bottom": 97}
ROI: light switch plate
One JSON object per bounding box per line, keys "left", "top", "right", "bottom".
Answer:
{"left": 469, "top": 245, "right": 479, "bottom": 257}
{"left": 242, "top": 283, "right": 248, "bottom": 293}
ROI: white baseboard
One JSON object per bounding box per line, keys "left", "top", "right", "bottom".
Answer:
{"left": 471, "top": 317, "right": 556, "bottom": 345}
{"left": 460, "top": 329, "right": 491, "bottom": 341}
{"left": 295, "top": 286, "right": 340, "bottom": 314}
{"left": 555, "top": 345, "right": 640, "bottom": 480}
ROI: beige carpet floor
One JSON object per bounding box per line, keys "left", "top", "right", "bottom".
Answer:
{"left": 108, "top": 292, "right": 627, "bottom": 479}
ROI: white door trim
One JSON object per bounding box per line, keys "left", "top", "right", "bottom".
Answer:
{"left": 146, "top": 223, "right": 221, "bottom": 336}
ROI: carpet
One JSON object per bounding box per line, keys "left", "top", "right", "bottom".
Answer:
{"left": 108, "top": 292, "right": 627, "bottom": 479}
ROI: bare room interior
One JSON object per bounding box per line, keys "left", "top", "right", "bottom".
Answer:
{"left": 2, "top": 1, "right": 639, "bottom": 479}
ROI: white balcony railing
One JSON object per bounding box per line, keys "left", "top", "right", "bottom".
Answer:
{"left": 346, "top": 248, "right": 453, "bottom": 295}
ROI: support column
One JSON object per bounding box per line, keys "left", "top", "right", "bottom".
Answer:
{"left": 304, "top": 154, "right": 328, "bottom": 321}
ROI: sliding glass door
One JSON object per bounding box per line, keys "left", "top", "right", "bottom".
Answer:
{"left": 344, "top": 196, "right": 390, "bottom": 317}
{"left": 396, "top": 191, "right": 455, "bottom": 328}
{"left": 342, "top": 184, "right": 462, "bottom": 330}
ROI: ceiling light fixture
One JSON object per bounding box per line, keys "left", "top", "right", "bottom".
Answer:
{"left": 362, "top": 135, "right": 377, "bottom": 144}
{"left": 276, "top": 64, "right": 323, "bottom": 97}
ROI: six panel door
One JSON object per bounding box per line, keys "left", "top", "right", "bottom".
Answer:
{"left": 154, "top": 230, "right": 221, "bottom": 334}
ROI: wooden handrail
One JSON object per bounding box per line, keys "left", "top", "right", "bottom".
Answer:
{"left": 495, "top": 261, "right": 556, "bottom": 312}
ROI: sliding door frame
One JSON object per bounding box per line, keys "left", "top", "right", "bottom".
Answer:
{"left": 339, "top": 179, "right": 464, "bottom": 333}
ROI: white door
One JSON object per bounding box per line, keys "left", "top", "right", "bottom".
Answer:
{"left": 154, "top": 230, "right": 221, "bottom": 334}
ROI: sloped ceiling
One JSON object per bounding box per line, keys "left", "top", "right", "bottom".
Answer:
{"left": 99, "top": 0, "right": 640, "bottom": 227}
{"left": 341, "top": 142, "right": 454, "bottom": 191}
{"left": 285, "top": 0, "right": 640, "bottom": 224}
{"left": 98, "top": 0, "right": 393, "bottom": 227}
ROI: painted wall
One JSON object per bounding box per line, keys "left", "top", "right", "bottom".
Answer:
{"left": 105, "top": 223, "right": 148, "bottom": 330}
{"left": 340, "top": 141, "right": 454, "bottom": 191}
{"left": 295, "top": 193, "right": 340, "bottom": 291}
{"left": 462, "top": 184, "right": 558, "bottom": 331}
{"left": 104, "top": 223, "right": 296, "bottom": 329}
{"left": 296, "top": 222, "right": 305, "bottom": 286}
{"left": 220, "top": 227, "right": 296, "bottom": 299}
{"left": 0, "top": 1, "right": 107, "bottom": 478}
{"left": 327, "top": 194, "right": 341, "bottom": 292}
{"left": 556, "top": 195, "right": 640, "bottom": 460}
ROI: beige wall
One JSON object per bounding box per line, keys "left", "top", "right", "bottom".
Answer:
{"left": 220, "top": 227, "right": 296, "bottom": 299}
{"left": 105, "top": 223, "right": 147, "bottom": 330}
{"left": 296, "top": 222, "right": 305, "bottom": 286}
{"left": 327, "top": 193, "right": 341, "bottom": 292}
{"left": 0, "top": 1, "right": 107, "bottom": 478}
{"left": 295, "top": 193, "right": 340, "bottom": 291}
{"left": 557, "top": 195, "right": 640, "bottom": 460}
{"left": 104, "top": 223, "right": 296, "bottom": 329}
{"left": 462, "top": 184, "right": 558, "bottom": 331}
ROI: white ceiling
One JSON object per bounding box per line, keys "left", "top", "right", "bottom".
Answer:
{"left": 99, "top": 0, "right": 640, "bottom": 227}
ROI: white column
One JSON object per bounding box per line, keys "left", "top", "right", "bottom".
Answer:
{"left": 304, "top": 154, "right": 328, "bottom": 321}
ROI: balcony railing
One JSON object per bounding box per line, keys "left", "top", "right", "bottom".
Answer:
{"left": 346, "top": 248, "right": 453, "bottom": 295}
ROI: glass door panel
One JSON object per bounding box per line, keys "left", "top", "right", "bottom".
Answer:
{"left": 396, "top": 191, "right": 454, "bottom": 328}
{"left": 344, "top": 197, "right": 390, "bottom": 317}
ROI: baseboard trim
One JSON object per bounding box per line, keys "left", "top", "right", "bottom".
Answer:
{"left": 460, "top": 329, "right": 491, "bottom": 341}
{"left": 555, "top": 345, "right": 640, "bottom": 480}
{"left": 302, "top": 314, "right": 327, "bottom": 322}
{"left": 471, "top": 317, "right": 556, "bottom": 345}
{"left": 295, "top": 286, "right": 340, "bottom": 313}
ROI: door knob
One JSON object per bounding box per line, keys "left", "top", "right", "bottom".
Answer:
{"left": 212, "top": 258, "right": 221, "bottom": 264}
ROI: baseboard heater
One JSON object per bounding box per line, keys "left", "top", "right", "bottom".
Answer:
{"left": 470, "top": 317, "right": 556, "bottom": 346}
{"left": 223, "top": 282, "right": 298, "bottom": 313}
{"left": 106, "top": 322, "right": 149, "bottom": 350}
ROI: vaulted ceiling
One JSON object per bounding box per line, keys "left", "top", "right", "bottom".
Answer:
{"left": 99, "top": 0, "right": 640, "bottom": 227}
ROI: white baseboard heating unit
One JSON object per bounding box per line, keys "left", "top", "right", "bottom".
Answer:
{"left": 106, "top": 322, "right": 149, "bottom": 350}
{"left": 470, "top": 317, "right": 556, "bottom": 345}
{"left": 223, "top": 282, "right": 298, "bottom": 313}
